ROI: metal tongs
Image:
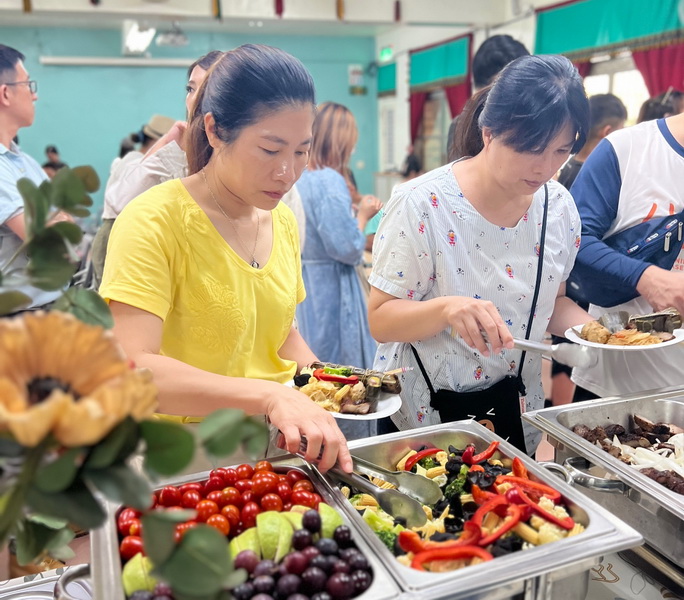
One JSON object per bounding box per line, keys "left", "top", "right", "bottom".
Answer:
{"left": 598, "top": 307, "right": 682, "bottom": 334}
{"left": 480, "top": 332, "right": 597, "bottom": 368}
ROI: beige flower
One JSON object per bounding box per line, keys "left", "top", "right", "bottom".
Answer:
{"left": 0, "top": 312, "right": 157, "bottom": 447}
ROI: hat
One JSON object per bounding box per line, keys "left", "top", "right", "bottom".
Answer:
{"left": 142, "top": 115, "right": 176, "bottom": 140}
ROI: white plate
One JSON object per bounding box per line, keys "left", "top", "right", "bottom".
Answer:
{"left": 331, "top": 392, "right": 402, "bottom": 421}
{"left": 564, "top": 326, "right": 684, "bottom": 350}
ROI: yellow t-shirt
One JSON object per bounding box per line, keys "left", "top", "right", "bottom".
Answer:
{"left": 100, "top": 179, "right": 305, "bottom": 419}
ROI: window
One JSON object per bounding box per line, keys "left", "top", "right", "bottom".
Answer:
{"left": 416, "top": 89, "right": 451, "bottom": 172}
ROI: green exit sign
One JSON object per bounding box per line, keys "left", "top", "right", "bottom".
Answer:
{"left": 379, "top": 46, "right": 393, "bottom": 62}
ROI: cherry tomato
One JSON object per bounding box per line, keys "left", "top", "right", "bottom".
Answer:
{"left": 181, "top": 489, "right": 202, "bottom": 509}
{"left": 260, "top": 493, "right": 284, "bottom": 512}
{"left": 291, "top": 490, "right": 316, "bottom": 508}
{"left": 286, "top": 469, "right": 307, "bottom": 487}
{"left": 203, "top": 477, "right": 225, "bottom": 495}
{"left": 254, "top": 460, "right": 274, "bottom": 473}
{"left": 292, "top": 480, "right": 315, "bottom": 493}
{"left": 235, "top": 479, "right": 253, "bottom": 493}
{"left": 117, "top": 508, "right": 141, "bottom": 537}
{"left": 158, "top": 486, "right": 182, "bottom": 507}
{"left": 206, "top": 490, "right": 226, "bottom": 507}
{"left": 277, "top": 482, "right": 293, "bottom": 503}
{"left": 178, "top": 482, "right": 203, "bottom": 495}
{"left": 128, "top": 518, "right": 142, "bottom": 537}
{"left": 206, "top": 513, "right": 231, "bottom": 536}
{"left": 221, "top": 505, "right": 241, "bottom": 529}
{"left": 241, "top": 501, "right": 261, "bottom": 529}
{"left": 221, "top": 487, "right": 243, "bottom": 508}
{"left": 222, "top": 468, "right": 239, "bottom": 486}
{"left": 311, "top": 493, "right": 323, "bottom": 510}
{"left": 236, "top": 464, "right": 254, "bottom": 480}
{"left": 119, "top": 535, "right": 144, "bottom": 561}
{"left": 283, "top": 502, "right": 293, "bottom": 512}
{"left": 148, "top": 493, "right": 158, "bottom": 509}
{"left": 252, "top": 475, "right": 278, "bottom": 497}
{"left": 241, "top": 491, "right": 254, "bottom": 505}
{"left": 196, "top": 499, "right": 219, "bottom": 522}
{"left": 210, "top": 468, "right": 228, "bottom": 483}
{"left": 174, "top": 521, "right": 198, "bottom": 543}
{"left": 278, "top": 474, "right": 288, "bottom": 483}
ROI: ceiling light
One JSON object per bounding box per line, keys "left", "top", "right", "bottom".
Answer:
{"left": 122, "top": 20, "right": 156, "bottom": 56}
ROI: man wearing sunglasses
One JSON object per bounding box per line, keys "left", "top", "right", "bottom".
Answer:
{"left": 0, "top": 44, "right": 70, "bottom": 311}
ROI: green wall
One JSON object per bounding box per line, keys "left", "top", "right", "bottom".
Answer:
{"left": 0, "top": 26, "right": 378, "bottom": 221}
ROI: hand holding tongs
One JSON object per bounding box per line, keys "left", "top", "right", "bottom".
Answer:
{"left": 479, "top": 332, "right": 598, "bottom": 368}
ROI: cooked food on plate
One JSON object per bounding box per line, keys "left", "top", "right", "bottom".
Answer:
{"left": 580, "top": 320, "right": 674, "bottom": 346}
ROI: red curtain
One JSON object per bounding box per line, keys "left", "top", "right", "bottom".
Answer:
{"left": 444, "top": 80, "right": 471, "bottom": 118}
{"left": 410, "top": 91, "right": 428, "bottom": 143}
{"left": 573, "top": 61, "right": 592, "bottom": 79}
{"left": 632, "top": 41, "right": 684, "bottom": 96}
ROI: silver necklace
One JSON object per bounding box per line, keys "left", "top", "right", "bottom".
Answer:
{"left": 202, "top": 168, "right": 260, "bottom": 268}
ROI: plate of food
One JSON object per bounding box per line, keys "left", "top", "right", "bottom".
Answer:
{"left": 565, "top": 320, "right": 684, "bottom": 350}
{"left": 292, "top": 362, "right": 403, "bottom": 420}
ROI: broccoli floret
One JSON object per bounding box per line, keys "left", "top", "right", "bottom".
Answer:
{"left": 444, "top": 464, "right": 470, "bottom": 500}
{"left": 417, "top": 456, "right": 438, "bottom": 470}
{"left": 376, "top": 529, "right": 398, "bottom": 553}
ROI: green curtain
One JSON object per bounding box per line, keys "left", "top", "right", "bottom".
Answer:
{"left": 378, "top": 62, "right": 396, "bottom": 96}
{"left": 410, "top": 35, "right": 469, "bottom": 91}
{"left": 535, "top": 0, "right": 682, "bottom": 59}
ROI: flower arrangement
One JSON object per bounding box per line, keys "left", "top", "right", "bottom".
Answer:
{"left": 0, "top": 167, "right": 266, "bottom": 598}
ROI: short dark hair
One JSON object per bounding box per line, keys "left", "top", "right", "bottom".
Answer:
{"left": 472, "top": 35, "right": 529, "bottom": 89}
{"left": 454, "top": 55, "right": 589, "bottom": 158}
{"left": 588, "top": 93, "right": 627, "bottom": 137}
{"left": 186, "top": 44, "right": 316, "bottom": 174}
{"left": 187, "top": 50, "right": 223, "bottom": 80}
{"left": 637, "top": 92, "right": 678, "bottom": 123}
{"left": 0, "top": 45, "right": 24, "bottom": 82}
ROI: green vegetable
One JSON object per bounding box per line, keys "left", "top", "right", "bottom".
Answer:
{"left": 362, "top": 508, "right": 394, "bottom": 532}
{"left": 444, "top": 464, "right": 470, "bottom": 500}
{"left": 349, "top": 494, "right": 365, "bottom": 507}
{"left": 417, "top": 456, "right": 438, "bottom": 470}
{"left": 376, "top": 529, "right": 398, "bottom": 552}
{"left": 323, "top": 366, "right": 352, "bottom": 376}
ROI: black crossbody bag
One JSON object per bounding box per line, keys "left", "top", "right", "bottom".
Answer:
{"left": 410, "top": 184, "right": 549, "bottom": 452}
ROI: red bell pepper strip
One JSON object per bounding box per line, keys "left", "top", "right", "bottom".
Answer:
{"left": 495, "top": 475, "right": 561, "bottom": 503}
{"left": 461, "top": 445, "right": 475, "bottom": 465}
{"left": 411, "top": 545, "right": 493, "bottom": 571}
{"left": 398, "top": 522, "right": 482, "bottom": 555}
{"left": 511, "top": 486, "right": 574, "bottom": 530}
{"left": 512, "top": 457, "right": 528, "bottom": 479}
{"left": 469, "top": 464, "right": 485, "bottom": 473}
{"left": 478, "top": 504, "right": 523, "bottom": 547}
{"left": 398, "top": 530, "right": 425, "bottom": 554}
{"left": 471, "top": 484, "right": 498, "bottom": 506}
{"left": 404, "top": 447, "right": 441, "bottom": 471}
{"left": 472, "top": 496, "right": 508, "bottom": 527}
{"left": 312, "top": 368, "right": 359, "bottom": 385}
{"left": 462, "top": 441, "right": 499, "bottom": 465}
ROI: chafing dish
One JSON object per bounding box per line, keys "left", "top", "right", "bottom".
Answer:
{"left": 523, "top": 391, "right": 684, "bottom": 568}
{"left": 88, "top": 455, "right": 401, "bottom": 600}
{"left": 316, "top": 421, "right": 641, "bottom": 600}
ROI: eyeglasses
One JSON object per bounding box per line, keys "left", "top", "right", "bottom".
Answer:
{"left": 3, "top": 80, "right": 37, "bottom": 94}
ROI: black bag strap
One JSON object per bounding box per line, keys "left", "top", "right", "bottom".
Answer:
{"left": 411, "top": 183, "right": 550, "bottom": 397}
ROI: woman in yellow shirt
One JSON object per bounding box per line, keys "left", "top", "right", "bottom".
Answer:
{"left": 100, "top": 44, "right": 351, "bottom": 473}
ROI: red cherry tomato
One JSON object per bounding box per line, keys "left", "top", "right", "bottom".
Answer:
{"left": 278, "top": 474, "right": 288, "bottom": 483}
{"left": 311, "top": 493, "right": 323, "bottom": 510}
{"left": 221, "top": 487, "right": 243, "bottom": 508}
{"left": 119, "top": 535, "right": 144, "bottom": 561}
{"left": 206, "top": 513, "right": 231, "bottom": 536}
{"left": 236, "top": 464, "right": 254, "bottom": 480}
{"left": 241, "top": 501, "right": 261, "bottom": 529}
{"left": 221, "top": 505, "right": 241, "bottom": 529}
{"left": 234, "top": 479, "right": 253, "bottom": 493}
{"left": 203, "top": 477, "right": 225, "bottom": 496}
{"left": 210, "top": 468, "right": 228, "bottom": 483}
{"left": 181, "top": 489, "right": 202, "bottom": 509}
{"left": 286, "top": 469, "right": 307, "bottom": 487}
{"left": 277, "top": 482, "right": 293, "bottom": 503}
{"left": 174, "top": 521, "right": 198, "bottom": 543}
{"left": 158, "top": 486, "right": 182, "bottom": 507}
{"left": 252, "top": 475, "right": 278, "bottom": 497}
{"left": 128, "top": 518, "right": 142, "bottom": 537}
{"left": 196, "top": 499, "right": 219, "bottom": 522}
{"left": 254, "top": 460, "right": 274, "bottom": 473}
{"left": 178, "top": 482, "right": 203, "bottom": 495}
{"left": 260, "top": 493, "right": 284, "bottom": 512}
{"left": 206, "top": 490, "right": 226, "bottom": 507}
{"left": 283, "top": 502, "right": 293, "bottom": 512}
{"left": 117, "top": 508, "right": 141, "bottom": 537}
{"left": 222, "top": 468, "right": 239, "bottom": 486}
{"left": 291, "top": 490, "right": 316, "bottom": 508}
{"left": 292, "top": 480, "right": 315, "bottom": 493}
{"left": 241, "top": 491, "right": 254, "bottom": 505}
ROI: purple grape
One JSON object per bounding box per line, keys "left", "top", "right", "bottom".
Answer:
{"left": 326, "top": 573, "right": 355, "bottom": 600}
{"left": 316, "top": 538, "right": 338, "bottom": 556}
{"left": 129, "top": 593, "right": 153, "bottom": 600}
{"left": 153, "top": 583, "right": 173, "bottom": 596}
{"left": 348, "top": 553, "right": 369, "bottom": 572}
{"left": 351, "top": 569, "right": 372, "bottom": 594}
{"left": 235, "top": 550, "right": 260, "bottom": 574}
{"left": 231, "top": 582, "right": 255, "bottom": 600}
{"left": 309, "top": 554, "right": 332, "bottom": 574}
{"left": 301, "top": 546, "right": 320, "bottom": 562}
{"left": 253, "top": 575, "right": 275, "bottom": 594}
{"left": 338, "top": 548, "right": 360, "bottom": 562}
{"left": 333, "top": 526, "right": 352, "bottom": 548}
{"left": 276, "top": 574, "right": 301, "bottom": 597}
{"left": 311, "top": 594, "right": 333, "bottom": 600}
{"left": 303, "top": 509, "right": 322, "bottom": 534}
{"left": 283, "top": 551, "right": 309, "bottom": 576}
{"left": 286, "top": 595, "right": 309, "bottom": 600}
{"left": 331, "top": 558, "right": 350, "bottom": 575}
{"left": 254, "top": 560, "right": 278, "bottom": 577}
{"left": 292, "top": 528, "right": 313, "bottom": 550}
{"left": 301, "top": 566, "right": 327, "bottom": 594}
{"left": 251, "top": 595, "right": 274, "bottom": 600}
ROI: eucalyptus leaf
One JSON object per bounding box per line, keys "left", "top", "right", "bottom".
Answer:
{"left": 18, "top": 178, "right": 48, "bottom": 235}
{"left": 44, "top": 525, "right": 75, "bottom": 551}
{"left": 140, "top": 420, "right": 194, "bottom": 477}
{"left": 52, "top": 288, "right": 114, "bottom": 329}
{"left": 49, "top": 167, "right": 87, "bottom": 212}
{"left": 71, "top": 166, "right": 100, "bottom": 193}
{"left": 197, "top": 409, "right": 246, "bottom": 458}
{"left": 49, "top": 221, "right": 83, "bottom": 244}
{"left": 15, "top": 519, "right": 74, "bottom": 565}
{"left": 84, "top": 417, "right": 139, "bottom": 470}
{"left": 142, "top": 509, "right": 195, "bottom": 567}
{"left": 27, "top": 513, "right": 68, "bottom": 530}
{"left": 0, "top": 435, "right": 25, "bottom": 458}
{"left": 26, "top": 479, "right": 106, "bottom": 531}
{"left": 155, "top": 526, "right": 233, "bottom": 597}
{"left": 34, "top": 447, "right": 82, "bottom": 493}
{"left": 239, "top": 418, "right": 269, "bottom": 460}
{"left": 48, "top": 543, "right": 76, "bottom": 562}
{"left": 0, "top": 290, "right": 31, "bottom": 315}
{"left": 86, "top": 464, "right": 152, "bottom": 511}
{"left": 26, "top": 230, "right": 76, "bottom": 291}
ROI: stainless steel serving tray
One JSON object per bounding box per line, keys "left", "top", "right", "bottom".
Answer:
{"left": 89, "top": 455, "right": 401, "bottom": 600}
{"left": 317, "top": 421, "right": 641, "bottom": 600}
{"left": 523, "top": 391, "right": 684, "bottom": 568}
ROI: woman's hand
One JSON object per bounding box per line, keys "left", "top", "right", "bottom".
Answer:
{"left": 357, "top": 195, "right": 383, "bottom": 221}
{"left": 443, "top": 297, "right": 513, "bottom": 356}
{"left": 264, "top": 385, "right": 353, "bottom": 474}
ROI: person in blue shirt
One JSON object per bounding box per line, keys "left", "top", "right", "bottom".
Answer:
{"left": 0, "top": 44, "right": 71, "bottom": 310}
